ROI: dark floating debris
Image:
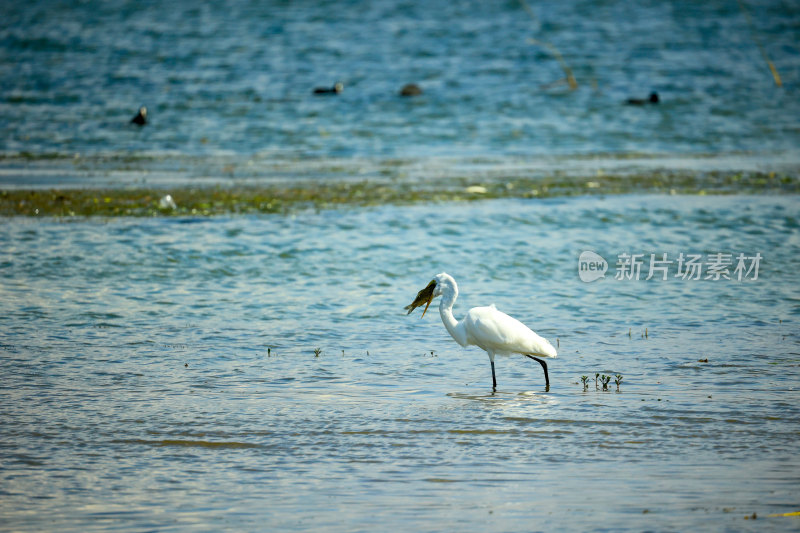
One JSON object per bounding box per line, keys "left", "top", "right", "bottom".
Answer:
{"left": 131, "top": 106, "right": 147, "bottom": 125}
{"left": 626, "top": 92, "right": 659, "bottom": 105}
{"left": 313, "top": 82, "right": 343, "bottom": 95}
{"left": 399, "top": 83, "right": 423, "bottom": 97}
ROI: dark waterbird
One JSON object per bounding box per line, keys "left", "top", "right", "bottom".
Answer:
{"left": 626, "top": 92, "right": 659, "bottom": 105}
{"left": 399, "top": 83, "right": 423, "bottom": 97}
{"left": 131, "top": 106, "right": 147, "bottom": 125}
{"left": 313, "top": 82, "right": 344, "bottom": 95}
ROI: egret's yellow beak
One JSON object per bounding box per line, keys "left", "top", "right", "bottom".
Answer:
{"left": 404, "top": 280, "right": 436, "bottom": 318}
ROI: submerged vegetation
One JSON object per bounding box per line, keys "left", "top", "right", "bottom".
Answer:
{"left": 583, "top": 373, "right": 623, "bottom": 392}
{"left": 0, "top": 169, "right": 797, "bottom": 217}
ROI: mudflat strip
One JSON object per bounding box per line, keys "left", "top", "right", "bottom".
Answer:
{"left": 1, "top": 170, "right": 796, "bottom": 217}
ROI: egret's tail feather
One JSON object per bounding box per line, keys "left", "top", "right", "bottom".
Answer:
{"left": 526, "top": 342, "right": 557, "bottom": 359}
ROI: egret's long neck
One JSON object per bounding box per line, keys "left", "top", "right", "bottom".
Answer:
{"left": 439, "top": 283, "right": 468, "bottom": 347}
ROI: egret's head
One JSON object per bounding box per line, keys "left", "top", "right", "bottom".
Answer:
{"left": 404, "top": 273, "right": 453, "bottom": 318}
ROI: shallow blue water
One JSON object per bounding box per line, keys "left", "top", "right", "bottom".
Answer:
{"left": 1, "top": 194, "right": 799, "bottom": 531}
{"left": 1, "top": 0, "right": 799, "bottom": 163}
{"left": 2, "top": 0, "right": 800, "bottom": 529}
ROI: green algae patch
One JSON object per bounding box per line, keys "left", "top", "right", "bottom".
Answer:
{"left": 1, "top": 170, "right": 797, "bottom": 217}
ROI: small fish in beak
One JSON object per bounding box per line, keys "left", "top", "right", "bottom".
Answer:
{"left": 404, "top": 280, "right": 437, "bottom": 318}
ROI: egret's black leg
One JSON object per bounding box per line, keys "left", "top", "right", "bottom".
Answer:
{"left": 525, "top": 355, "right": 550, "bottom": 391}
{"left": 490, "top": 360, "right": 497, "bottom": 391}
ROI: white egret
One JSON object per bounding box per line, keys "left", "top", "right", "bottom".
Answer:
{"left": 405, "top": 273, "right": 557, "bottom": 391}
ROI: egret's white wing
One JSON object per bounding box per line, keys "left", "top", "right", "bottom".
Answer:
{"left": 463, "top": 305, "right": 557, "bottom": 358}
